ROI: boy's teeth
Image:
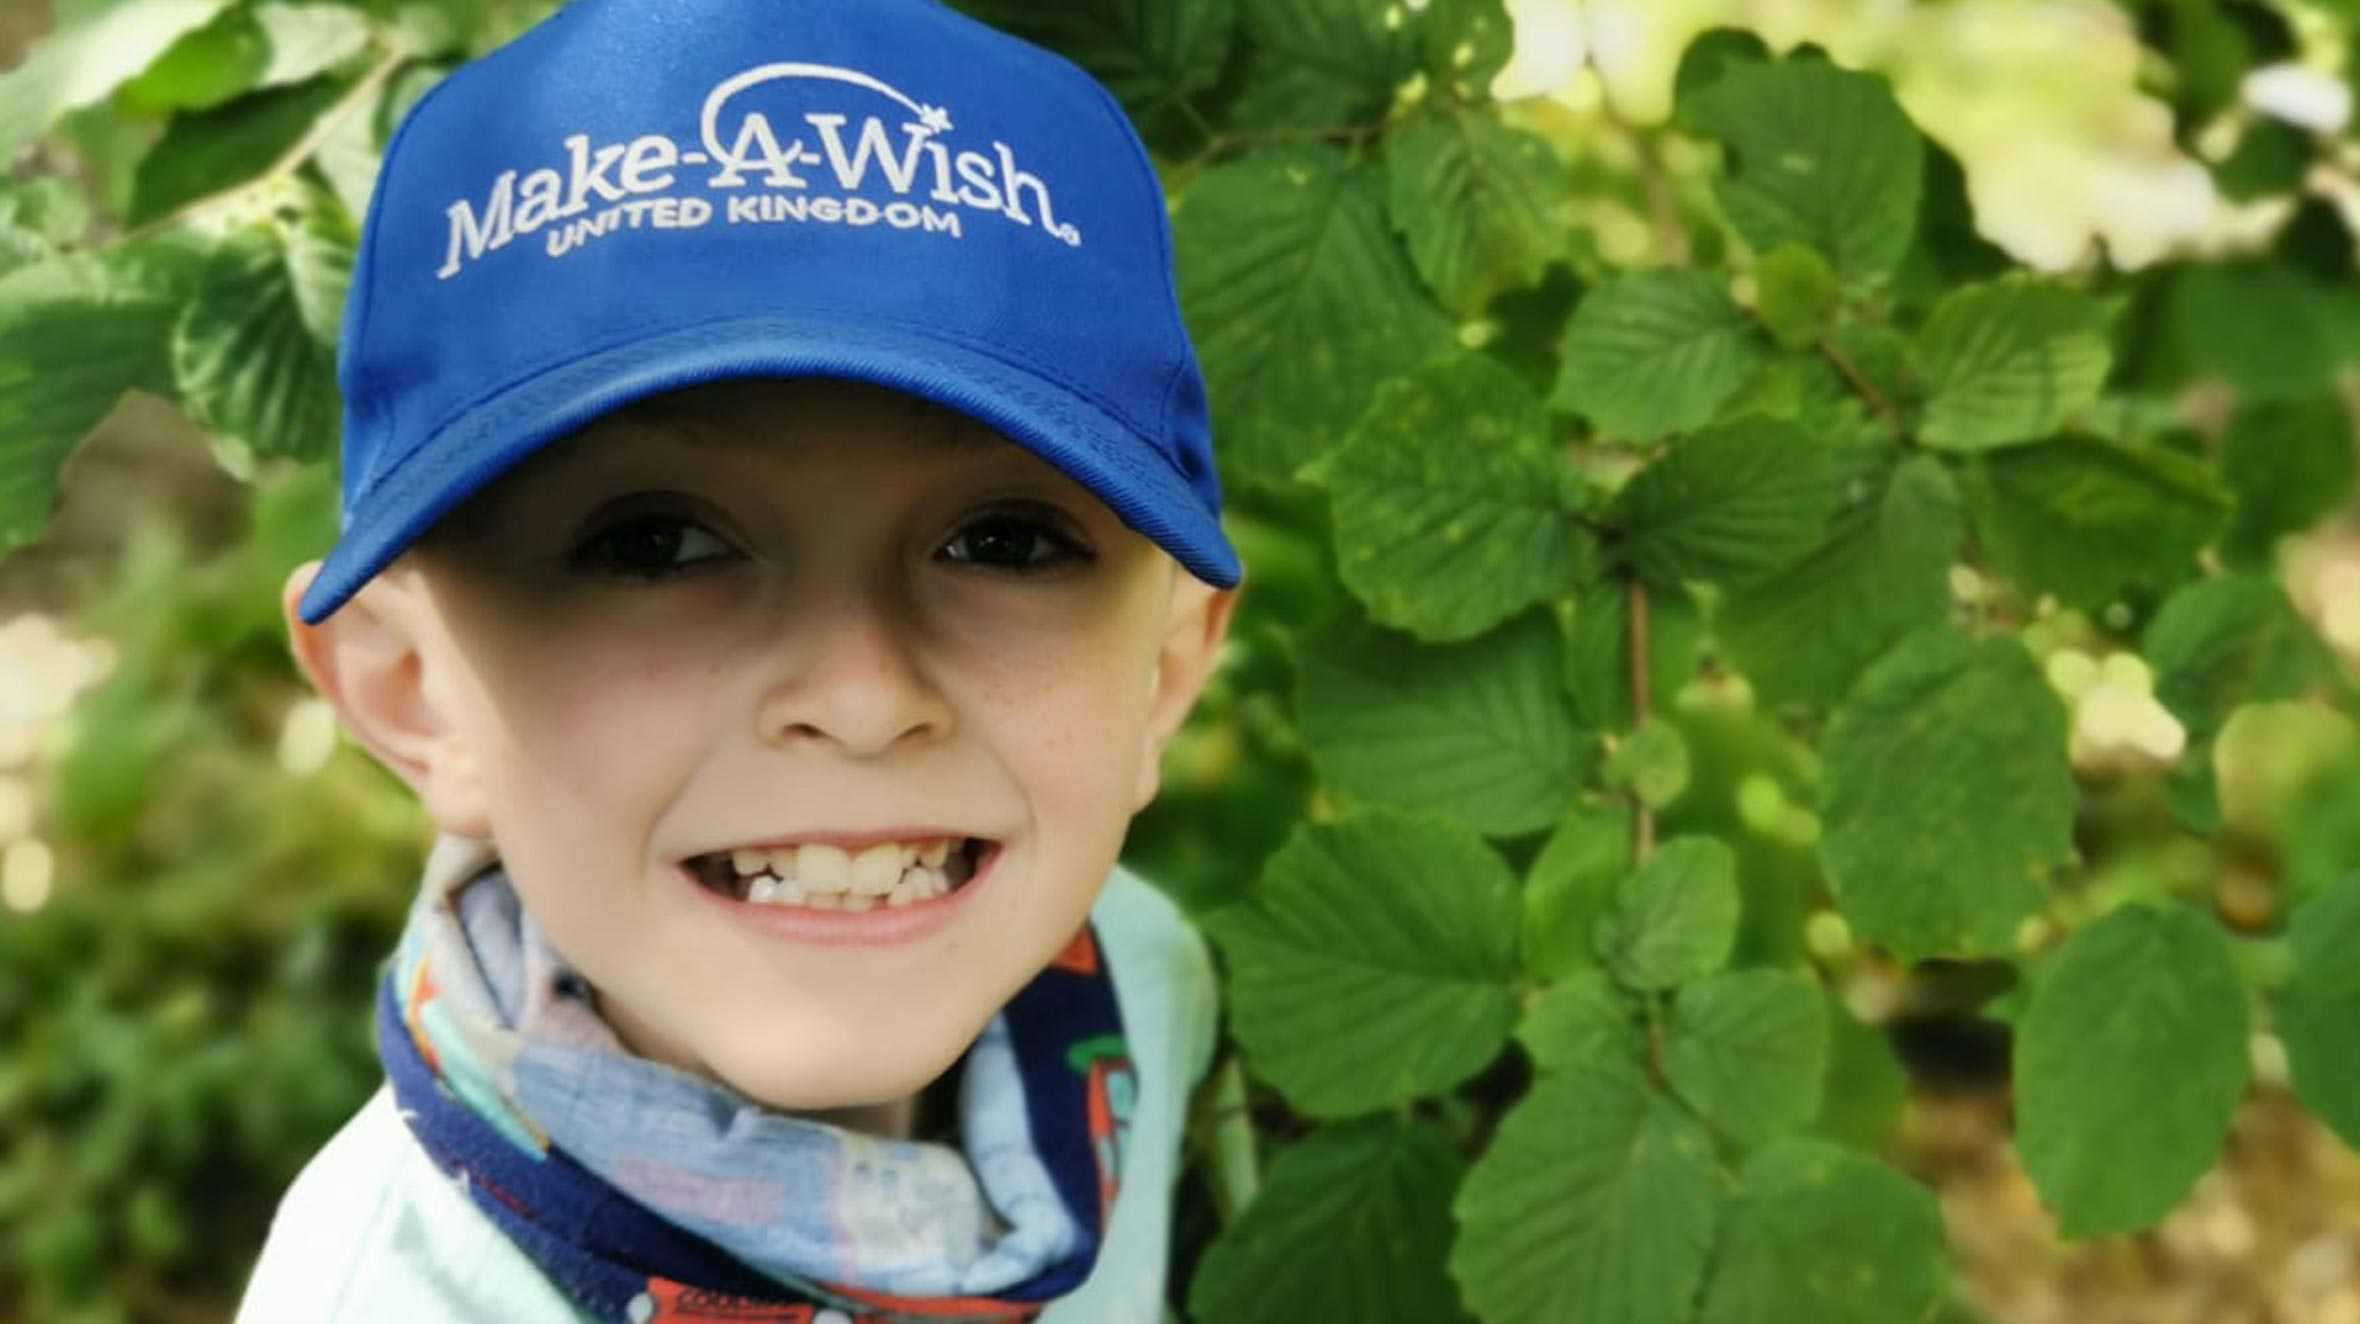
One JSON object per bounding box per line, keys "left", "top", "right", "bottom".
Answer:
{"left": 800, "top": 843, "right": 850, "bottom": 889}
{"left": 851, "top": 843, "right": 902, "bottom": 896}
{"left": 710, "top": 840, "right": 969, "bottom": 911}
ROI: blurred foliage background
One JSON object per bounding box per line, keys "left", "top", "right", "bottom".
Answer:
{"left": 0, "top": 1, "right": 2357, "bottom": 1322}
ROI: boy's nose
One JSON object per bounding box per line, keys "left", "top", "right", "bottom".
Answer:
{"left": 753, "top": 603, "right": 952, "bottom": 758}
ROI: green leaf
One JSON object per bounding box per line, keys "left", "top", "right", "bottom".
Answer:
{"left": 114, "top": 5, "right": 271, "bottom": 113}
{"left": 1684, "top": 58, "right": 1923, "bottom": 284}
{"left": 2287, "top": 770, "right": 2360, "bottom": 906}
{"left": 2161, "top": 262, "right": 2341, "bottom": 403}
{"left": 284, "top": 206, "right": 356, "bottom": 343}
{"left": 1596, "top": 835, "right": 1739, "bottom": 991}
{"left": 1231, "top": 0, "right": 1412, "bottom": 131}
{"left": 1718, "top": 453, "right": 1964, "bottom": 709}
{"left": 1820, "top": 629, "right": 2074, "bottom": 961}
{"left": 2014, "top": 905, "right": 2250, "bottom": 1238}
{"left": 249, "top": 3, "right": 377, "bottom": 90}
{"left": 171, "top": 223, "right": 343, "bottom": 462}
{"left": 1961, "top": 436, "right": 2229, "bottom": 609}
{"left": 0, "top": 0, "right": 236, "bottom": 159}
{"left": 1602, "top": 718, "right": 1690, "bottom": 810}
{"left": 1387, "top": 107, "right": 1564, "bottom": 315}
{"left": 1560, "top": 582, "right": 1703, "bottom": 731}
{"left": 1451, "top": 1061, "right": 1723, "bottom": 1324}
{"left": 1417, "top": 0, "right": 1515, "bottom": 99}
{"left": 2218, "top": 396, "right": 2357, "bottom": 569}
{"left": 383, "top": 0, "right": 486, "bottom": 59}
{"left": 1188, "top": 1119, "right": 1473, "bottom": 1324}
{"left": 314, "top": 61, "right": 449, "bottom": 221}
{"left": 2213, "top": 119, "right": 2310, "bottom": 202}
{"left": 1523, "top": 801, "right": 1634, "bottom": 981}
{"left": 1664, "top": 967, "right": 1827, "bottom": 1148}
{"left": 1695, "top": 1140, "right": 1949, "bottom": 1324}
{"left": 1204, "top": 811, "right": 1522, "bottom": 1117}
{"left": 953, "top": 0, "right": 1234, "bottom": 140}
{"left": 1174, "top": 147, "right": 1453, "bottom": 487}
{"left": 0, "top": 189, "right": 63, "bottom": 280}
{"left": 1609, "top": 415, "right": 1838, "bottom": 588}
{"left": 1753, "top": 242, "right": 1840, "bottom": 350}
{"left": 2145, "top": 576, "right": 2343, "bottom": 741}
{"left": 128, "top": 75, "right": 348, "bottom": 226}
{"left": 2279, "top": 873, "right": 2360, "bottom": 1149}
{"left": 1913, "top": 278, "right": 2113, "bottom": 451}
{"left": 1310, "top": 355, "right": 1594, "bottom": 643}
{"left": 0, "top": 259, "right": 181, "bottom": 554}
{"left": 1518, "top": 968, "right": 1643, "bottom": 1071}
{"left": 52, "top": 100, "right": 165, "bottom": 222}
{"left": 0, "top": 176, "right": 94, "bottom": 252}
{"left": 1295, "top": 613, "right": 1592, "bottom": 838}
{"left": 1808, "top": 994, "right": 1907, "bottom": 1151}
{"left": 1555, "top": 268, "right": 1768, "bottom": 440}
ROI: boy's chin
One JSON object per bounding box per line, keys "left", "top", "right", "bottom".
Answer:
{"left": 703, "top": 1019, "right": 974, "bottom": 1124}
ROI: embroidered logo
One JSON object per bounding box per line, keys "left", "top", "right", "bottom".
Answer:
{"left": 436, "top": 62, "right": 1081, "bottom": 280}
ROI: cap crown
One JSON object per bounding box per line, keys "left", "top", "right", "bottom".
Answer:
{"left": 341, "top": 0, "right": 1211, "bottom": 522}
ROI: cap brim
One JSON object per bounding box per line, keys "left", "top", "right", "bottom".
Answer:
{"left": 296, "top": 316, "right": 1242, "bottom": 623}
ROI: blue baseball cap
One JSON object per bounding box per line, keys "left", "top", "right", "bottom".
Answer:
{"left": 296, "top": 0, "right": 1241, "bottom": 624}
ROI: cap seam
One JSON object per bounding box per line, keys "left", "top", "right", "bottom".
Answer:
{"left": 361, "top": 299, "right": 1177, "bottom": 512}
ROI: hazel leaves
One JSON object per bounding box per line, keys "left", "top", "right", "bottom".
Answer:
{"left": 1174, "top": 146, "right": 1453, "bottom": 488}
{"left": 1684, "top": 58, "right": 1923, "bottom": 288}
{"left": 1820, "top": 628, "right": 2076, "bottom": 961}
{"left": 2015, "top": 905, "right": 2250, "bottom": 1237}
{"left": 1203, "top": 810, "right": 1523, "bottom": 1119}
{"left": 1307, "top": 355, "right": 1595, "bottom": 644}
{"left": 1187, "top": 1119, "right": 1474, "bottom": 1324}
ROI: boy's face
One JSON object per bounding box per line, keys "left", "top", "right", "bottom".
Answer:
{"left": 294, "top": 379, "right": 1231, "bottom": 1116}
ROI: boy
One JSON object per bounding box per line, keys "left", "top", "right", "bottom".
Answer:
{"left": 238, "top": 0, "right": 1240, "bottom": 1320}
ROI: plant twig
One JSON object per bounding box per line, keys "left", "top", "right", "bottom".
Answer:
{"left": 124, "top": 42, "right": 409, "bottom": 244}
{"left": 1822, "top": 338, "right": 1901, "bottom": 431}
{"left": 1626, "top": 575, "right": 1655, "bottom": 861}
{"left": 1601, "top": 103, "right": 1688, "bottom": 269}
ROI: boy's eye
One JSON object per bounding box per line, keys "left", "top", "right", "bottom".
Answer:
{"left": 938, "top": 511, "right": 1092, "bottom": 573}
{"left": 572, "top": 514, "right": 735, "bottom": 579}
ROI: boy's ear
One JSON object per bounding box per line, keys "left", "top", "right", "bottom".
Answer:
{"left": 280, "top": 560, "right": 494, "bottom": 839}
{"left": 1132, "top": 571, "right": 1239, "bottom": 810}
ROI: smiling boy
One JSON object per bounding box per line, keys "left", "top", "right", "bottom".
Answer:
{"left": 235, "top": 1, "right": 1240, "bottom": 1320}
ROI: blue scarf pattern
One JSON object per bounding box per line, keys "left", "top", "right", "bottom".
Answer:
{"left": 376, "top": 852, "right": 1133, "bottom": 1323}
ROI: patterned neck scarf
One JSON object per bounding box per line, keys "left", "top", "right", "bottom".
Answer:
{"left": 377, "top": 839, "right": 1134, "bottom": 1324}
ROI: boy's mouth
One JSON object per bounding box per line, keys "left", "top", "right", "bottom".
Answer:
{"left": 686, "top": 837, "right": 989, "bottom": 912}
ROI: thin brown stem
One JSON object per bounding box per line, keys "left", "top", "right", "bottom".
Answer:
{"left": 1822, "top": 338, "right": 1901, "bottom": 431}
{"left": 1633, "top": 137, "right": 1689, "bottom": 269}
{"left": 1626, "top": 576, "right": 1656, "bottom": 861}
{"left": 1601, "top": 103, "right": 1688, "bottom": 268}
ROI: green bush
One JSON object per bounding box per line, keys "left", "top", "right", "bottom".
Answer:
{"left": 3, "top": 1, "right": 2358, "bottom": 1321}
